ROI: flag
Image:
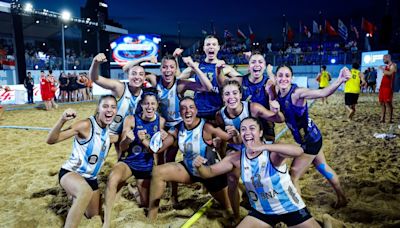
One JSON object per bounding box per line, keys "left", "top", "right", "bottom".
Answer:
{"left": 338, "top": 19, "right": 348, "bottom": 40}
{"left": 237, "top": 28, "right": 247, "bottom": 39}
{"left": 350, "top": 19, "right": 359, "bottom": 39}
{"left": 304, "top": 25, "right": 311, "bottom": 38}
{"left": 287, "top": 23, "right": 294, "bottom": 41}
{"left": 312, "top": 20, "right": 319, "bottom": 34}
{"left": 325, "top": 20, "right": 338, "bottom": 36}
{"left": 361, "top": 17, "right": 377, "bottom": 35}
{"left": 248, "top": 25, "right": 255, "bottom": 42}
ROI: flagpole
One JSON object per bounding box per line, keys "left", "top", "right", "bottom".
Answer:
{"left": 318, "top": 11, "right": 322, "bottom": 72}
{"left": 178, "top": 21, "right": 181, "bottom": 48}
{"left": 282, "top": 14, "right": 286, "bottom": 51}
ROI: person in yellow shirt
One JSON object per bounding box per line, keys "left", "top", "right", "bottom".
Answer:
{"left": 344, "top": 62, "right": 366, "bottom": 121}
{"left": 316, "top": 65, "right": 332, "bottom": 104}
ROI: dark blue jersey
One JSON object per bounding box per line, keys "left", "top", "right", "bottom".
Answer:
{"left": 276, "top": 84, "right": 321, "bottom": 144}
{"left": 242, "top": 74, "right": 275, "bottom": 139}
{"left": 121, "top": 114, "right": 160, "bottom": 172}
{"left": 194, "top": 62, "right": 223, "bottom": 118}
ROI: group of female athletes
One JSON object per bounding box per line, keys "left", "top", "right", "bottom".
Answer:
{"left": 47, "top": 35, "right": 352, "bottom": 228}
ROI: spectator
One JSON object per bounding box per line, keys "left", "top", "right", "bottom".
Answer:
{"left": 24, "top": 72, "right": 34, "bottom": 104}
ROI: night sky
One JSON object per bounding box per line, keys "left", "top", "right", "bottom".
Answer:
{"left": 10, "top": 0, "right": 396, "bottom": 47}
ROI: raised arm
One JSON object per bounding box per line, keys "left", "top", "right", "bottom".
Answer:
{"left": 173, "top": 48, "right": 184, "bottom": 76}
{"left": 119, "top": 115, "right": 135, "bottom": 152}
{"left": 89, "top": 53, "right": 125, "bottom": 97}
{"left": 46, "top": 109, "right": 90, "bottom": 144}
{"left": 251, "top": 102, "right": 285, "bottom": 123}
{"left": 177, "top": 57, "right": 213, "bottom": 95}
{"left": 177, "top": 66, "right": 195, "bottom": 80}
{"left": 247, "top": 143, "right": 303, "bottom": 167}
{"left": 265, "top": 64, "right": 278, "bottom": 101}
{"left": 122, "top": 55, "right": 157, "bottom": 73}
{"left": 295, "top": 67, "right": 351, "bottom": 100}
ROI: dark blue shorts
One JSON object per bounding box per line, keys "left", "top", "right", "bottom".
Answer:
{"left": 248, "top": 207, "right": 312, "bottom": 227}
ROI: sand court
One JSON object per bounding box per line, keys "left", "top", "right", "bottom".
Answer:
{"left": 0, "top": 93, "right": 399, "bottom": 227}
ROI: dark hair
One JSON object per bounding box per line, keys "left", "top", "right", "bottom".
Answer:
{"left": 140, "top": 87, "right": 159, "bottom": 104}
{"left": 251, "top": 50, "right": 263, "bottom": 56}
{"left": 98, "top": 94, "right": 117, "bottom": 105}
{"left": 275, "top": 64, "right": 293, "bottom": 75}
{"left": 222, "top": 79, "right": 242, "bottom": 94}
{"left": 49, "top": 70, "right": 53, "bottom": 74}
{"left": 240, "top": 117, "right": 264, "bottom": 135}
{"left": 322, "top": 65, "right": 327, "bottom": 70}
{"left": 204, "top": 35, "right": 219, "bottom": 44}
{"left": 27, "top": 72, "right": 31, "bottom": 75}
{"left": 40, "top": 70, "right": 44, "bottom": 73}
{"left": 352, "top": 62, "right": 360, "bottom": 69}
{"left": 161, "top": 54, "right": 177, "bottom": 67}
{"left": 179, "top": 96, "right": 195, "bottom": 105}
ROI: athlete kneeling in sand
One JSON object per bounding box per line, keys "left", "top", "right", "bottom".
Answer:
{"left": 46, "top": 95, "right": 117, "bottom": 228}
{"left": 147, "top": 97, "right": 241, "bottom": 220}
{"left": 194, "top": 117, "right": 321, "bottom": 227}
{"left": 103, "top": 89, "right": 173, "bottom": 228}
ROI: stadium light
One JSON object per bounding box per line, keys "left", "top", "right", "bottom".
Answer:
{"left": 330, "top": 58, "right": 336, "bottom": 64}
{"left": 35, "top": 20, "right": 39, "bottom": 24}
{"left": 24, "top": 3, "right": 33, "bottom": 12}
{"left": 61, "top": 10, "right": 71, "bottom": 21}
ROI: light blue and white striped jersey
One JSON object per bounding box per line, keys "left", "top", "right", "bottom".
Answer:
{"left": 220, "top": 101, "right": 251, "bottom": 131}
{"left": 240, "top": 147, "right": 306, "bottom": 215}
{"left": 178, "top": 119, "right": 207, "bottom": 177}
{"left": 156, "top": 78, "right": 182, "bottom": 128}
{"left": 62, "top": 116, "right": 111, "bottom": 180}
{"left": 110, "top": 82, "right": 142, "bottom": 134}
{"left": 220, "top": 101, "right": 251, "bottom": 151}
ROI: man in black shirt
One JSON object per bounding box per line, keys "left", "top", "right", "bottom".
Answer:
{"left": 24, "top": 72, "right": 34, "bottom": 104}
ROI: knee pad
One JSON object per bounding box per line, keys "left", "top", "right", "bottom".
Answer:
{"left": 316, "top": 163, "right": 334, "bottom": 180}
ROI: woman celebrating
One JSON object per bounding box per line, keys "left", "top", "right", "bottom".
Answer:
{"left": 266, "top": 64, "right": 350, "bottom": 208}
{"left": 194, "top": 117, "right": 321, "bottom": 227}
{"left": 89, "top": 53, "right": 157, "bottom": 157}
{"left": 216, "top": 80, "right": 284, "bottom": 217}
{"left": 102, "top": 89, "right": 172, "bottom": 228}
{"left": 234, "top": 51, "right": 276, "bottom": 142}
{"left": 46, "top": 95, "right": 117, "bottom": 228}
{"left": 147, "top": 97, "right": 240, "bottom": 220}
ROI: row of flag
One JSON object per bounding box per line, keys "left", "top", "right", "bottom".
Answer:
{"left": 202, "top": 25, "right": 256, "bottom": 42}
{"left": 287, "top": 18, "right": 377, "bottom": 41}
{"left": 203, "top": 18, "right": 378, "bottom": 43}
